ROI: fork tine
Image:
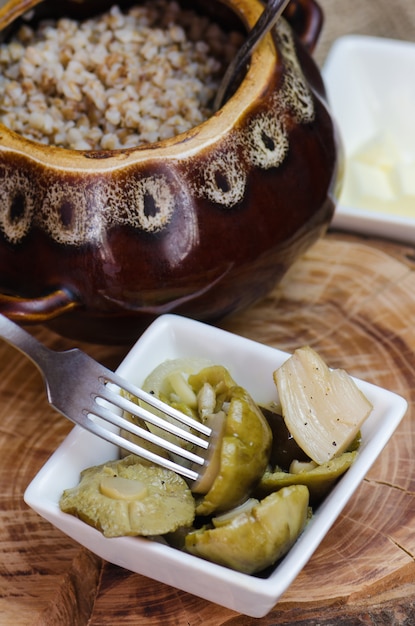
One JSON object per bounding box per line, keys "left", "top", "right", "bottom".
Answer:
{"left": 99, "top": 382, "right": 211, "bottom": 449}
{"left": 89, "top": 400, "right": 207, "bottom": 465}
{"left": 79, "top": 414, "right": 202, "bottom": 482}
{"left": 101, "top": 371, "right": 212, "bottom": 437}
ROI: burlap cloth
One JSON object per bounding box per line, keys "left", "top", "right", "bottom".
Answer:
{"left": 316, "top": 0, "right": 415, "bottom": 65}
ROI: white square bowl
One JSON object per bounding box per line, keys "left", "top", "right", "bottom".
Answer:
{"left": 24, "top": 314, "right": 407, "bottom": 618}
{"left": 323, "top": 35, "right": 415, "bottom": 243}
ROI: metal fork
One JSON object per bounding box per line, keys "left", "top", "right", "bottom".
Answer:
{"left": 0, "top": 314, "right": 213, "bottom": 485}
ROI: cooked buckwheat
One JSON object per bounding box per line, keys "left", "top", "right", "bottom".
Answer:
{"left": 0, "top": 1, "right": 243, "bottom": 150}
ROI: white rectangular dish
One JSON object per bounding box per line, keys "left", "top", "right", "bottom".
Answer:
{"left": 323, "top": 35, "right": 415, "bottom": 243}
{"left": 24, "top": 314, "right": 407, "bottom": 617}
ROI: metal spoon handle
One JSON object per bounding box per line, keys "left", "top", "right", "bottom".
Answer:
{"left": 214, "top": 0, "right": 291, "bottom": 112}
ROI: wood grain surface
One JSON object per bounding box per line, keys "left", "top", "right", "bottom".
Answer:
{"left": 2, "top": 232, "right": 415, "bottom": 625}
{"left": 2, "top": 0, "right": 415, "bottom": 623}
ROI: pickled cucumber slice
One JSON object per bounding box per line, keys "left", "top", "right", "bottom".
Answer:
{"left": 188, "top": 367, "right": 272, "bottom": 515}
{"left": 185, "top": 485, "right": 309, "bottom": 574}
{"left": 59, "top": 455, "right": 195, "bottom": 537}
{"left": 256, "top": 450, "right": 358, "bottom": 503}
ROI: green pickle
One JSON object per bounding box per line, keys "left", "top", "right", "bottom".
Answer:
{"left": 187, "top": 366, "right": 272, "bottom": 515}
{"left": 59, "top": 454, "right": 195, "bottom": 538}
{"left": 185, "top": 485, "right": 309, "bottom": 574}
{"left": 257, "top": 407, "right": 360, "bottom": 504}
{"left": 256, "top": 451, "right": 358, "bottom": 504}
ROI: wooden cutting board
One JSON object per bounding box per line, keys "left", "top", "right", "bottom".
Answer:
{"left": 2, "top": 231, "right": 415, "bottom": 625}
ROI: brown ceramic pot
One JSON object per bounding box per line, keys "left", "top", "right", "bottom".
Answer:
{"left": 0, "top": 0, "right": 340, "bottom": 344}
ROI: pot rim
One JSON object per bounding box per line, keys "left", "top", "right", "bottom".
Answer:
{"left": 0, "top": 0, "right": 279, "bottom": 171}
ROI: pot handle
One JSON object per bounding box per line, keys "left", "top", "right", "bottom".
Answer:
{"left": 0, "top": 289, "right": 80, "bottom": 323}
{"left": 284, "top": 0, "right": 324, "bottom": 52}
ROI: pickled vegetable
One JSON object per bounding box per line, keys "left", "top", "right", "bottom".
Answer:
{"left": 59, "top": 349, "right": 370, "bottom": 576}
{"left": 274, "top": 346, "right": 372, "bottom": 464}
{"left": 261, "top": 407, "right": 310, "bottom": 471}
{"left": 142, "top": 357, "right": 213, "bottom": 405}
{"left": 126, "top": 361, "right": 272, "bottom": 513}
{"left": 186, "top": 366, "right": 272, "bottom": 514}
{"left": 256, "top": 450, "right": 358, "bottom": 503}
{"left": 59, "top": 455, "right": 195, "bottom": 537}
{"left": 185, "top": 485, "right": 309, "bottom": 574}
{"left": 122, "top": 358, "right": 212, "bottom": 458}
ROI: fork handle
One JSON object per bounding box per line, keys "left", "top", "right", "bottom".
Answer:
{"left": 0, "top": 313, "right": 54, "bottom": 375}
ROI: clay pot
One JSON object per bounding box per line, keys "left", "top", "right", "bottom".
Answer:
{"left": 0, "top": 0, "right": 340, "bottom": 344}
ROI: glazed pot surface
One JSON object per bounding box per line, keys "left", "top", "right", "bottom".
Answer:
{"left": 0, "top": 0, "right": 339, "bottom": 343}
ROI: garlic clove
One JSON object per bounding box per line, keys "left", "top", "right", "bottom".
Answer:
{"left": 274, "top": 346, "right": 373, "bottom": 465}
